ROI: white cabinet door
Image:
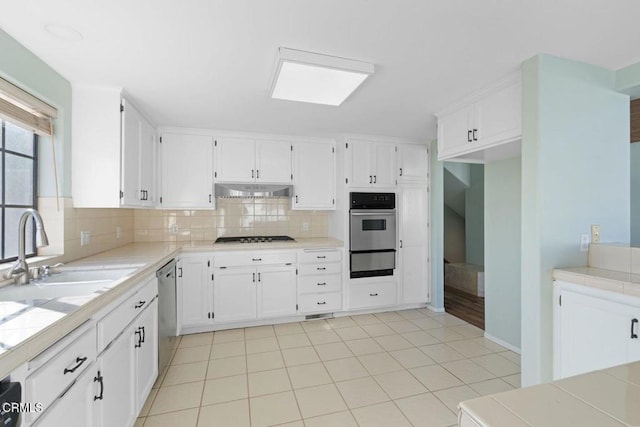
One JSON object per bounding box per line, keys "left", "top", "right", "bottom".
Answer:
{"left": 160, "top": 133, "right": 214, "bottom": 209}
{"left": 139, "top": 119, "right": 155, "bottom": 207}
{"left": 213, "top": 267, "right": 257, "bottom": 323}
{"left": 134, "top": 299, "right": 158, "bottom": 413}
{"left": 558, "top": 290, "right": 635, "bottom": 378}
{"left": 437, "top": 105, "right": 473, "bottom": 159}
{"left": 293, "top": 141, "right": 335, "bottom": 209}
{"left": 398, "top": 144, "right": 429, "bottom": 182}
{"left": 178, "top": 256, "right": 212, "bottom": 329}
{"left": 215, "top": 137, "right": 255, "bottom": 182}
{"left": 349, "top": 140, "right": 373, "bottom": 187}
{"left": 94, "top": 329, "right": 136, "bottom": 427}
{"left": 256, "top": 140, "right": 292, "bottom": 183}
{"left": 121, "top": 99, "right": 143, "bottom": 207}
{"left": 257, "top": 266, "right": 297, "bottom": 318}
{"left": 373, "top": 143, "right": 396, "bottom": 187}
{"left": 399, "top": 185, "right": 429, "bottom": 304}
{"left": 474, "top": 80, "right": 521, "bottom": 148}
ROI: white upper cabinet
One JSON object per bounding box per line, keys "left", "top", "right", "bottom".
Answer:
{"left": 398, "top": 144, "right": 429, "bottom": 182}
{"left": 347, "top": 139, "right": 397, "bottom": 188}
{"left": 436, "top": 72, "right": 521, "bottom": 163}
{"left": 292, "top": 141, "right": 335, "bottom": 210}
{"left": 215, "top": 137, "right": 292, "bottom": 184}
{"left": 160, "top": 133, "right": 214, "bottom": 209}
{"left": 72, "top": 86, "right": 156, "bottom": 208}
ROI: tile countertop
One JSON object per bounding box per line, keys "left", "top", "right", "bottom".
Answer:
{"left": 552, "top": 266, "right": 640, "bottom": 298}
{"left": 0, "top": 238, "right": 343, "bottom": 379}
{"left": 458, "top": 361, "right": 640, "bottom": 426}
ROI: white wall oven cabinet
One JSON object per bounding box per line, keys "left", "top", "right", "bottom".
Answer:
{"left": 397, "top": 144, "right": 429, "bottom": 183}
{"left": 159, "top": 133, "right": 215, "bottom": 209}
{"left": 346, "top": 139, "right": 396, "bottom": 188}
{"left": 398, "top": 184, "right": 429, "bottom": 304}
{"left": 215, "top": 137, "right": 292, "bottom": 184}
{"left": 292, "top": 141, "right": 336, "bottom": 210}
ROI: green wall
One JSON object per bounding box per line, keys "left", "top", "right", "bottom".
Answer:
{"left": 0, "top": 28, "right": 72, "bottom": 197}
{"left": 521, "top": 54, "right": 630, "bottom": 385}
{"left": 444, "top": 205, "right": 465, "bottom": 262}
{"left": 465, "top": 164, "right": 484, "bottom": 266}
{"left": 632, "top": 144, "right": 640, "bottom": 245}
{"left": 485, "top": 157, "right": 520, "bottom": 349}
{"left": 430, "top": 140, "right": 445, "bottom": 311}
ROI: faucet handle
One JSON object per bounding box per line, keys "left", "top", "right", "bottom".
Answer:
{"left": 42, "top": 263, "right": 64, "bottom": 277}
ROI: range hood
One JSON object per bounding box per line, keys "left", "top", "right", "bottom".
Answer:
{"left": 215, "top": 183, "right": 293, "bottom": 198}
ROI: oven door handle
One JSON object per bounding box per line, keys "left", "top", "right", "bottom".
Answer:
{"left": 350, "top": 211, "right": 396, "bottom": 216}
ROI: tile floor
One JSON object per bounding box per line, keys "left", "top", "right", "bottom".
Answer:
{"left": 135, "top": 308, "right": 521, "bottom": 427}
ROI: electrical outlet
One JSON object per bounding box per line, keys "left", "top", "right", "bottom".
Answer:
{"left": 80, "top": 231, "right": 91, "bottom": 246}
{"left": 116, "top": 226, "right": 122, "bottom": 239}
{"left": 591, "top": 224, "right": 600, "bottom": 243}
{"left": 580, "top": 234, "right": 590, "bottom": 252}
{"left": 302, "top": 222, "right": 309, "bottom": 231}
{"left": 171, "top": 224, "right": 179, "bottom": 234}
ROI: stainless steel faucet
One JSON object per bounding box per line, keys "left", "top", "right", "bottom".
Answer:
{"left": 3, "top": 209, "right": 49, "bottom": 285}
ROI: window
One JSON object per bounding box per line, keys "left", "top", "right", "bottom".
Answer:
{"left": 0, "top": 120, "right": 37, "bottom": 262}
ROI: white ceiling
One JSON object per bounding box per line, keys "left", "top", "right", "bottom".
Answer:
{"left": 2, "top": 0, "right": 640, "bottom": 140}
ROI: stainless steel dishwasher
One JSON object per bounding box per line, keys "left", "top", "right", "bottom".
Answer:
{"left": 156, "top": 258, "right": 178, "bottom": 375}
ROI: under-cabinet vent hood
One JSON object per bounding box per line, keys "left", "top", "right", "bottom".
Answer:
{"left": 214, "top": 183, "right": 293, "bottom": 198}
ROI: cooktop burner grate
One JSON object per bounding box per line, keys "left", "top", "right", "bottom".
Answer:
{"left": 214, "top": 235, "right": 296, "bottom": 244}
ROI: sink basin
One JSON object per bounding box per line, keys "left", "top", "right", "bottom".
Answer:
{"left": 35, "top": 268, "right": 137, "bottom": 285}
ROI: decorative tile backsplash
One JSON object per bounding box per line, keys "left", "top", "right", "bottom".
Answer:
{"left": 133, "top": 198, "right": 328, "bottom": 243}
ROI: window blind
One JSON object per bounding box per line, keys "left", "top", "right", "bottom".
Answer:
{"left": 0, "top": 77, "right": 57, "bottom": 136}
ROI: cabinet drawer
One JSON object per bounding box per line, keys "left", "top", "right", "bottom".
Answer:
{"left": 97, "top": 276, "right": 157, "bottom": 352}
{"left": 298, "top": 262, "right": 342, "bottom": 276}
{"left": 26, "top": 327, "right": 96, "bottom": 418}
{"left": 299, "top": 250, "right": 342, "bottom": 264}
{"left": 298, "top": 274, "right": 342, "bottom": 294}
{"left": 298, "top": 292, "right": 342, "bottom": 314}
{"left": 349, "top": 281, "right": 397, "bottom": 309}
{"left": 214, "top": 252, "right": 296, "bottom": 268}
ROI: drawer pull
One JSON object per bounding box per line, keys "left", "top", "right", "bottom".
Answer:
{"left": 134, "top": 301, "right": 146, "bottom": 309}
{"left": 316, "top": 255, "right": 326, "bottom": 259}
{"left": 317, "top": 282, "right": 327, "bottom": 286}
{"left": 317, "top": 267, "right": 326, "bottom": 271}
{"left": 369, "top": 293, "right": 379, "bottom": 297}
{"left": 63, "top": 356, "right": 88, "bottom": 375}
{"left": 317, "top": 301, "right": 326, "bottom": 305}
{"left": 93, "top": 371, "right": 104, "bottom": 401}
{"left": 252, "top": 258, "right": 262, "bottom": 262}
{"left": 632, "top": 318, "right": 639, "bottom": 339}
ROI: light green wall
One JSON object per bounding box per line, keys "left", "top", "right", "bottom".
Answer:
{"left": 616, "top": 61, "right": 640, "bottom": 99}
{"left": 444, "top": 205, "right": 465, "bottom": 262}
{"left": 521, "top": 54, "right": 630, "bottom": 386}
{"left": 632, "top": 144, "right": 640, "bottom": 245}
{"left": 430, "top": 140, "right": 445, "bottom": 311}
{"left": 485, "top": 157, "right": 520, "bottom": 349}
{"left": 465, "top": 164, "right": 484, "bottom": 266}
{"left": 0, "top": 28, "right": 72, "bottom": 197}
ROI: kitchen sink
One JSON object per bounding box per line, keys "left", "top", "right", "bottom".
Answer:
{"left": 35, "top": 268, "right": 137, "bottom": 285}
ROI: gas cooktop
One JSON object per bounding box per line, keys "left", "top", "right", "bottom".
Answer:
{"left": 214, "top": 235, "right": 296, "bottom": 244}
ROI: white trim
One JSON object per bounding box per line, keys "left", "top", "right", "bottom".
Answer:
{"left": 426, "top": 304, "right": 445, "bottom": 313}
{"left": 484, "top": 332, "right": 521, "bottom": 354}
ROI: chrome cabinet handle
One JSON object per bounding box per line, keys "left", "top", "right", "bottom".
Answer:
{"left": 400, "top": 239, "right": 403, "bottom": 248}
{"left": 473, "top": 129, "right": 478, "bottom": 141}
{"left": 632, "top": 318, "right": 638, "bottom": 339}
{"left": 178, "top": 267, "right": 183, "bottom": 278}
{"left": 209, "top": 194, "right": 212, "bottom": 203}
{"left": 134, "top": 329, "right": 142, "bottom": 348}
{"left": 258, "top": 272, "right": 261, "bottom": 282}
{"left": 63, "top": 356, "right": 88, "bottom": 374}
{"left": 317, "top": 267, "right": 326, "bottom": 271}
{"left": 252, "top": 169, "right": 255, "bottom": 179}
{"left": 252, "top": 258, "right": 262, "bottom": 262}
{"left": 467, "top": 130, "right": 472, "bottom": 142}
{"left": 134, "top": 300, "right": 145, "bottom": 309}
{"left": 317, "top": 255, "right": 326, "bottom": 259}
{"left": 317, "top": 282, "right": 327, "bottom": 286}
{"left": 399, "top": 168, "right": 403, "bottom": 176}
{"left": 369, "top": 175, "right": 372, "bottom": 184}
{"left": 257, "top": 169, "right": 260, "bottom": 179}
{"left": 93, "top": 371, "right": 104, "bottom": 401}
{"left": 370, "top": 293, "right": 378, "bottom": 297}
{"left": 253, "top": 272, "right": 256, "bottom": 282}
{"left": 317, "top": 301, "right": 326, "bottom": 305}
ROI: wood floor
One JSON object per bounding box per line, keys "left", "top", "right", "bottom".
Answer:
{"left": 444, "top": 286, "right": 485, "bottom": 330}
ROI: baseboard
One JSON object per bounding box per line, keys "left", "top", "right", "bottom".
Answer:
{"left": 484, "top": 332, "right": 521, "bottom": 354}
{"left": 426, "top": 304, "right": 445, "bottom": 313}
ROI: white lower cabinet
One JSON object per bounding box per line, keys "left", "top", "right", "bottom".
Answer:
{"left": 257, "top": 266, "right": 297, "bottom": 318}
{"left": 178, "top": 255, "right": 213, "bottom": 330}
{"left": 213, "top": 267, "right": 257, "bottom": 323}
{"left": 134, "top": 299, "right": 158, "bottom": 412}
{"left": 349, "top": 279, "right": 397, "bottom": 310}
{"left": 297, "top": 249, "right": 343, "bottom": 314}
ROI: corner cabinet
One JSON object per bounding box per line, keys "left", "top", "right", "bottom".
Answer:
{"left": 347, "top": 139, "right": 396, "bottom": 188}
{"left": 72, "top": 86, "right": 156, "bottom": 208}
{"left": 177, "top": 255, "right": 214, "bottom": 331}
{"left": 292, "top": 140, "right": 336, "bottom": 210}
{"left": 215, "top": 137, "right": 292, "bottom": 184}
{"left": 436, "top": 72, "right": 521, "bottom": 163}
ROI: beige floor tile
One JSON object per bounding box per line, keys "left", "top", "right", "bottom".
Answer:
{"left": 250, "top": 391, "right": 301, "bottom": 427}
{"left": 433, "top": 385, "right": 480, "bottom": 412}
{"left": 327, "top": 316, "right": 358, "bottom": 329}
{"left": 134, "top": 417, "right": 145, "bottom": 427}
{"left": 323, "top": 357, "right": 370, "bottom": 382}
{"left": 374, "top": 370, "right": 428, "bottom": 399}
{"left": 303, "top": 410, "right": 358, "bottom": 427}
{"left": 335, "top": 326, "right": 369, "bottom": 340}
{"left": 402, "top": 330, "right": 440, "bottom": 346}
{"left": 163, "top": 361, "right": 208, "bottom": 386}
{"left": 247, "top": 350, "right": 284, "bottom": 372}
{"left": 410, "top": 317, "right": 444, "bottom": 330}
{"left": 374, "top": 311, "right": 404, "bottom": 323}
{"left": 210, "top": 341, "right": 246, "bottom": 359}
{"left": 446, "top": 339, "right": 493, "bottom": 357}
{"left": 390, "top": 347, "right": 436, "bottom": 369}
{"left": 419, "top": 343, "right": 466, "bottom": 363}
{"left": 139, "top": 387, "right": 158, "bottom": 416}
{"left": 336, "top": 376, "right": 389, "bottom": 408}
{"left": 172, "top": 345, "right": 211, "bottom": 365}
{"left": 358, "top": 352, "right": 404, "bottom": 375}
{"left": 149, "top": 381, "right": 204, "bottom": 415}
{"left": 426, "top": 327, "right": 467, "bottom": 343}
{"left": 410, "top": 365, "right": 464, "bottom": 391}
{"left": 201, "top": 374, "right": 248, "bottom": 405}
{"left": 387, "top": 320, "right": 421, "bottom": 333}
{"left": 361, "top": 323, "right": 395, "bottom": 337}
{"left": 274, "top": 422, "right": 304, "bottom": 427}
{"left": 395, "top": 392, "right": 457, "bottom": 427}
{"left": 282, "top": 346, "right": 321, "bottom": 366}
{"left": 294, "top": 383, "right": 348, "bottom": 418}
{"left": 274, "top": 322, "right": 305, "bottom": 335}
{"left": 301, "top": 319, "right": 332, "bottom": 332}
{"left": 197, "top": 399, "right": 250, "bottom": 427}
{"left": 180, "top": 332, "right": 214, "bottom": 348}
{"left": 397, "top": 309, "right": 428, "bottom": 320}
{"left": 287, "top": 362, "right": 332, "bottom": 389}
{"left": 248, "top": 368, "right": 292, "bottom": 396}
{"left": 374, "top": 334, "right": 413, "bottom": 351}
{"left": 307, "top": 330, "right": 341, "bottom": 345}
{"left": 450, "top": 324, "right": 484, "bottom": 338}
{"left": 471, "top": 353, "right": 520, "bottom": 377}
{"left": 497, "top": 350, "right": 521, "bottom": 366}
{"left": 468, "top": 378, "right": 515, "bottom": 396}
{"left": 244, "top": 325, "right": 275, "bottom": 340}
{"left": 276, "top": 333, "right": 311, "bottom": 349}
{"left": 344, "top": 337, "right": 385, "bottom": 356}
{"left": 144, "top": 408, "right": 199, "bottom": 427}
{"left": 245, "top": 336, "right": 279, "bottom": 354}
{"left": 213, "top": 328, "right": 245, "bottom": 343}
{"left": 502, "top": 373, "right": 521, "bottom": 388}
{"left": 351, "top": 313, "right": 382, "bottom": 326}
{"left": 432, "top": 313, "right": 468, "bottom": 327}
{"left": 207, "top": 355, "right": 247, "bottom": 379}
{"left": 314, "top": 341, "right": 353, "bottom": 361}
{"left": 351, "top": 401, "right": 412, "bottom": 427}
{"left": 471, "top": 337, "right": 510, "bottom": 353}
{"left": 441, "top": 359, "right": 495, "bottom": 384}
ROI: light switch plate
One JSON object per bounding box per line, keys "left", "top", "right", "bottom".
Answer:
{"left": 116, "top": 226, "right": 122, "bottom": 239}
{"left": 171, "top": 224, "right": 179, "bottom": 234}
{"left": 580, "top": 234, "right": 590, "bottom": 252}
{"left": 591, "top": 224, "right": 600, "bottom": 243}
{"left": 302, "top": 222, "right": 309, "bottom": 231}
{"left": 80, "top": 231, "right": 91, "bottom": 246}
